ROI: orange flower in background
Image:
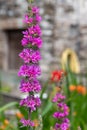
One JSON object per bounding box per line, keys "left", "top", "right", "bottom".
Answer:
{"left": 69, "top": 84, "right": 87, "bottom": 95}
{"left": 33, "top": 119, "right": 39, "bottom": 127}
{"left": 16, "top": 112, "right": 24, "bottom": 119}
{"left": 69, "top": 85, "right": 76, "bottom": 92}
{"left": 51, "top": 70, "right": 64, "bottom": 82}
{"left": 0, "top": 125, "right": 6, "bottom": 130}
{"left": 4, "top": 119, "right": 9, "bottom": 126}
{"left": 77, "top": 85, "right": 86, "bottom": 95}
{"left": 0, "top": 120, "right": 9, "bottom": 130}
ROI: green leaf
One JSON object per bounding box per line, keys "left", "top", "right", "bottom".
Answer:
{"left": 42, "top": 101, "right": 53, "bottom": 117}
{"left": 0, "top": 102, "right": 18, "bottom": 113}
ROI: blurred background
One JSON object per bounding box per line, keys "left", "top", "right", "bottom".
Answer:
{"left": 0, "top": 0, "right": 87, "bottom": 130}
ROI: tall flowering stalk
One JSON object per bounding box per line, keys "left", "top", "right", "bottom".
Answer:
{"left": 51, "top": 71, "right": 70, "bottom": 130}
{"left": 18, "top": 0, "right": 42, "bottom": 129}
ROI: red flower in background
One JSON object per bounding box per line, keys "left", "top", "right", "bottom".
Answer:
{"left": 51, "top": 70, "right": 64, "bottom": 82}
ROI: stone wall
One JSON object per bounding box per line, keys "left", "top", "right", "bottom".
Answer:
{"left": 0, "top": 0, "right": 27, "bottom": 18}
{"left": 0, "top": 0, "right": 87, "bottom": 79}
{"left": 40, "top": 0, "right": 87, "bottom": 78}
{"left": 0, "top": 31, "right": 8, "bottom": 70}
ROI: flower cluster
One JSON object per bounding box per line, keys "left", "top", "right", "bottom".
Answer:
{"left": 20, "top": 118, "right": 34, "bottom": 127}
{"left": 20, "top": 79, "right": 41, "bottom": 93}
{"left": 18, "top": 5, "right": 42, "bottom": 128}
{"left": 51, "top": 70, "right": 70, "bottom": 130}
{"left": 21, "top": 8, "right": 42, "bottom": 48}
{"left": 52, "top": 93, "right": 70, "bottom": 130}
{"left": 18, "top": 65, "right": 41, "bottom": 78}
{"left": 19, "top": 49, "right": 41, "bottom": 63}
{"left": 20, "top": 96, "right": 41, "bottom": 112}
{"left": 51, "top": 70, "right": 64, "bottom": 82}
{"left": 69, "top": 85, "right": 87, "bottom": 95}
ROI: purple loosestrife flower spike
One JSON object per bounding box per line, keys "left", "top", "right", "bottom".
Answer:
{"left": 53, "top": 94, "right": 70, "bottom": 130}
{"left": 18, "top": 2, "right": 42, "bottom": 128}
{"left": 52, "top": 71, "right": 70, "bottom": 130}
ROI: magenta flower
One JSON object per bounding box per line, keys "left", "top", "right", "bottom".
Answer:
{"left": 18, "top": 4, "right": 42, "bottom": 128}
{"left": 20, "top": 96, "right": 41, "bottom": 112}
{"left": 52, "top": 93, "right": 65, "bottom": 103}
{"left": 52, "top": 93, "right": 70, "bottom": 130}
{"left": 24, "top": 15, "right": 33, "bottom": 24}
{"left": 20, "top": 118, "right": 34, "bottom": 127}
{"left": 20, "top": 79, "right": 41, "bottom": 93}
{"left": 22, "top": 26, "right": 41, "bottom": 38}
{"left": 53, "top": 111, "right": 68, "bottom": 119}
{"left": 19, "top": 49, "right": 31, "bottom": 63}
{"left": 32, "top": 6, "right": 39, "bottom": 14}
{"left": 28, "top": 25, "right": 42, "bottom": 36}
{"left": 32, "top": 50, "right": 41, "bottom": 63}
{"left": 55, "top": 123, "right": 60, "bottom": 129}
{"left": 21, "top": 38, "right": 29, "bottom": 46}
{"left": 35, "top": 14, "right": 42, "bottom": 22}
{"left": 60, "top": 122, "right": 70, "bottom": 130}
{"left": 55, "top": 122, "right": 70, "bottom": 130}
{"left": 18, "top": 65, "right": 41, "bottom": 78}
{"left": 21, "top": 35, "right": 42, "bottom": 48}
{"left": 32, "top": 37, "right": 43, "bottom": 48}
{"left": 19, "top": 49, "right": 41, "bottom": 63}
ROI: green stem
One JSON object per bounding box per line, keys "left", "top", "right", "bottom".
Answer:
{"left": 27, "top": 0, "right": 34, "bottom": 129}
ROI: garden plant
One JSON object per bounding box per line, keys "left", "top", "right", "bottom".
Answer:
{"left": 0, "top": 0, "right": 87, "bottom": 130}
